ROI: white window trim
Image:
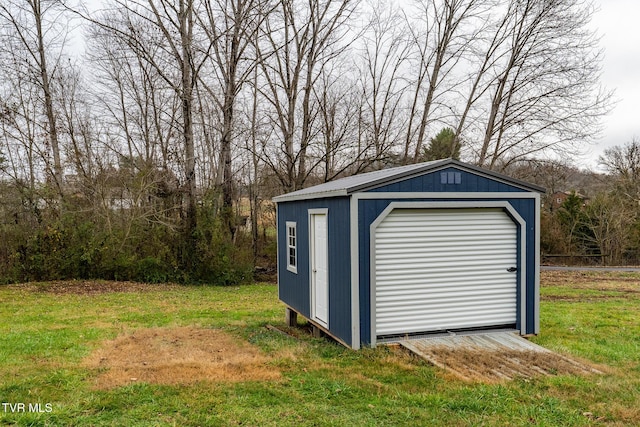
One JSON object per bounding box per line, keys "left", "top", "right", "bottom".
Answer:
{"left": 286, "top": 221, "right": 298, "bottom": 273}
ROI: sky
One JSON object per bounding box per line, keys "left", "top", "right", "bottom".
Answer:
{"left": 589, "top": 0, "right": 640, "bottom": 170}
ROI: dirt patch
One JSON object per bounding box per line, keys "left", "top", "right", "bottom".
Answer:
{"left": 6, "top": 280, "right": 178, "bottom": 295}
{"left": 541, "top": 270, "right": 640, "bottom": 287}
{"left": 83, "top": 327, "right": 280, "bottom": 389}
{"left": 542, "top": 293, "right": 635, "bottom": 302}
{"left": 266, "top": 323, "right": 316, "bottom": 339}
{"left": 541, "top": 270, "right": 640, "bottom": 302}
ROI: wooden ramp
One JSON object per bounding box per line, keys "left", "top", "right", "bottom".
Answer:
{"left": 398, "top": 331, "right": 601, "bottom": 382}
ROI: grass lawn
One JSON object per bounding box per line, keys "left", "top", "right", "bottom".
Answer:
{"left": 1, "top": 271, "right": 639, "bottom": 426}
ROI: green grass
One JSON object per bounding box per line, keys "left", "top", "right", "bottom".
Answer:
{"left": 1, "top": 272, "right": 639, "bottom": 426}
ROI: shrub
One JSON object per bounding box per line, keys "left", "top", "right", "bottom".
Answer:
{"left": 0, "top": 193, "right": 265, "bottom": 285}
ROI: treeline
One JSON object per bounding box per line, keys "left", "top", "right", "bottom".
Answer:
{"left": 0, "top": 0, "right": 616, "bottom": 283}
{"left": 507, "top": 143, "right": 640, "bottom": 266}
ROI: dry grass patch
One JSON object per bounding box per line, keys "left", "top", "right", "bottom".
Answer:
{"left": 84, "top": 327, "right": 280, "bottom": 389}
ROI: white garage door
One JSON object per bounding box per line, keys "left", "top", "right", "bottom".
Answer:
{"left": 374, "top": 208, "right": 518, "bottom": 337}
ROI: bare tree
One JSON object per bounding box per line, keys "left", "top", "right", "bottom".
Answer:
{"left": 87, "top": 15, "right": 182, "bottom": 188}
{"left": 472, "top": 0, "right": 612, "bottom": 170}
{"left": 0, "top": 0, "right": 72, "bottom": 197}
{"left": 583, "top": 192, "right": 636, "bottom": 265}
{"left": 256, "top": 0, "right": 359, "bottom": 192}
{"left": 312, "top": 67, "right": 362, "bottom": 181}
{"left": 504, "top": 158, "right": 574, "bottom": 196}
{"left": 198, "top": 0, "right": 270, "bottom": 233}
{"left": 56, "top": 63, "right": 96, "bottom": 190}
{"left": 356, "top": 0, "right": 409, "bottom": 168}
{"left": 451, "top": 0, "right": 509, "bottom": 157}
{"left": 0, "top": 63, "right": 43, "bottom": 194}
{"left": 86, "top": 14, "right": 185, "bottom": 250}
{"left": 86, "top": 0, "right": 212, "bottom": 262}
{"left": 403, "top": 0, "right": 485, "bottom": 162}
{"left": 599, "top": 138, "right": 640, "bottom": 204}
{"left": 246, "top": 62, "right": 261, "bottom": 260}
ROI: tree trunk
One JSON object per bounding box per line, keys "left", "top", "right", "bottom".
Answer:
{"left": 179, "top": 0, "right": 197, "bottom": 263}
{"left": 33, "top": 0, "right": 63, "bottom": 197}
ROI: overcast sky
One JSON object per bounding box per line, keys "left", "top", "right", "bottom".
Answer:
{"left": 590, "top": 0, "right": 640, "bottom": 169}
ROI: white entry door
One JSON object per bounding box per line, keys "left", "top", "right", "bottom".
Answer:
{"left": 310, "top": 212, "right": 328, "bottom": 326}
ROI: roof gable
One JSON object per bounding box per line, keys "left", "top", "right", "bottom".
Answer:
{"left": 273, "top": 159, "right": 545, "bottom": 203}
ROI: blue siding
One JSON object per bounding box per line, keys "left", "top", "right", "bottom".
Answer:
{"left": 276, "top": 163, "right": 540, "bottom": 349}
{"left": 367, "top": 167, "right": 528, "bottom": 193}
{"left": 358, "top": 197, "right": 538, "bottom": 346}
{"left": 277, "top": 197, "right": 352, "bottom": 345}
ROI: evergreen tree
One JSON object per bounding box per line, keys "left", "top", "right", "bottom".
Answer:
{"left": 421, "top": 127, "right": 460, "bottom": 161}
{"left": 556, "top": 192, "right": 596, "bottom": 254}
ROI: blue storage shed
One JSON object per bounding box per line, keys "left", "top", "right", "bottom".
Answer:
{"left": 273, "top": 159, "right": 545, "bottom": 349}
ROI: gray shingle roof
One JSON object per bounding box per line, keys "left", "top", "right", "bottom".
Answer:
{"left": 272, "top": 159, "right": 545, "bottom": 202}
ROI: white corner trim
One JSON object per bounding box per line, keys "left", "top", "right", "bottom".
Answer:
{"left": 350, "top": 197, "right": 360, "bottom": 349}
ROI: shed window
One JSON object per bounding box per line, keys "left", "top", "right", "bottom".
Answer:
{"left": 286, "top": 222, "right": 297, "bottom": 273}
{"left": 440, "top": 171, "right": 461, "bottom": 184}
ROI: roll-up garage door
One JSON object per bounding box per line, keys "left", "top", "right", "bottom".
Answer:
{"left": 374, "top": 208, "right": 518, "bottom": 337}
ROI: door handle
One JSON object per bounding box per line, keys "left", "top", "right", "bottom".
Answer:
{"left": 507, "top": 267, "right": 517, "bottom": 273}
